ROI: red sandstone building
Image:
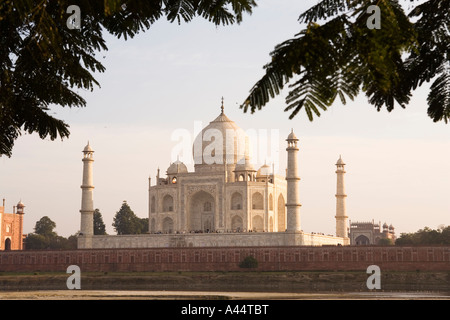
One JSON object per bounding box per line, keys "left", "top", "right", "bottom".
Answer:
{"left": 0, "top": 199, "right": 25, "bottom": 250}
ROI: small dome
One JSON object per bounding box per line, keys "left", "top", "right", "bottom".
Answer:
{"left": 83, "top": 142, "right": 93, "bottom": 152}
{"left": 383, "top": 222, "right": 388, "bottom": 229}
{"left": 167, "top": 160, "right": 188, "bottom": 175}
{"left": 16, "top": 200, "right": 25, "bottom": 208}
{"left": 287, "top": 129, "right": 298, "bottom": 140}
{"left": 256, "top": 164, "right": 271, "bottom": 177}
{"left": 336, "top": 155, "right": 345, "bottom": 165}
{"left": 389, "top": 224, "right": 394, "bottom": 230}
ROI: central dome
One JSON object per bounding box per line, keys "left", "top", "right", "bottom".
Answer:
{"left": 193, "top": 109, "right": 250, "bottom": 170}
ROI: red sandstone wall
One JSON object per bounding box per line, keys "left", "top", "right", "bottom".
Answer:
{"left": 0, "top": 246, "right": 449, "bottom": 273}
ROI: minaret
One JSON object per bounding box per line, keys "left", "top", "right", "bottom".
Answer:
{"left": 80, "top": 142, "right": 95, "bottom": 239}
{"left": 285, "top": 129, "right": 302, "bottom": 232}
{"left": 16, "top": 200, "right": 25, "bottom": 250}
{"left": 335, "top": 155, "right": 348, "bottom": 238}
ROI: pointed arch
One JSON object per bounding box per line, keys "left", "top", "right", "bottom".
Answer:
{"left": 252, "top": 215, "right": 264, "bottom": 232}
{"left": 162, "top": 194, "right": 174, "bottom": 212}
{"left": 252, "top": 192, "right": 264, "bottom": 210}
{"left": 277, "top": 194, "right": 286, "bottom": 231}
{"left": 231, "top": 215, "right": 243, "bottom": 231}
{"left": 150, "top": 218, "right": 156, "bottom": 233}
{"left": 188, "top": 190, "right": 215, "bottom": 232}
{"left": 269, "top": 193, "right": 273, "bottom": 211}
{"left": 162, "top": 217, "right": 174, "bottom": 234}
{"left": 150, "top": 196, "right": 156, "bottom": 213}
{"left": 355, "top": 235, "right": 370, "bottom": 245}
{"left": 231, "top": 192, "right": 243, "bottom": 210}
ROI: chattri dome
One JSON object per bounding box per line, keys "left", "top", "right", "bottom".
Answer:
{"left": 287, "top": 129, "right": 298, "bottom": 140}
{"left": 83, "top": 142, "right": 93, "bottom": 153}
{"left": 256, "top": 163, "right": 271, "bottom": 177}
{"left": 167, "top": 160, "right": 188, "bottom": 175}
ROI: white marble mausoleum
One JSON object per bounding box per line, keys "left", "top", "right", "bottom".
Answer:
{"left": 78, "top": 102, "right": 350, "bottom": 249}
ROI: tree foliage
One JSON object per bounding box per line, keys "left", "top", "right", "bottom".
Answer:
{"left": 93, "top": 208, "right": 107, "bottom": 235}
{"left": 0, "top": 0, "right": 257, "bottom": 157}
{"left": 25, "top": 216, "right": 77, "bottom": 249}
{"left": 242, "top": 0, "right": 450, "bottom": 123}
{"left": 112, "top": 201, "right": 148, "bottom": 235}
{"left": 378, "top": 238, "right": 394, "bottom": 246}
{"left": 34, "top": 216, "right": 57, "bottom": 237}
{"left": 395, "top": 225, "right": 450, "bottom": 245}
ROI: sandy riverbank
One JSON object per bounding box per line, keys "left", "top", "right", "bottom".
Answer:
{"left": 0, "top": 271, "right": 449, "bottom": 298}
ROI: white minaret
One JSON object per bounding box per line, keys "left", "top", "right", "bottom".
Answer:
{"left": 335, "top": 155, "right": 348, "bottom": 238}
{"left": 285, "top": 129, "right": 302, "bottom": 232}
{"left": 80, "top": 142, "right": 94, "bottom": 238}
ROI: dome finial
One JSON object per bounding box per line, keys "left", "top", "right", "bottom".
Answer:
{"left": 221, "top": 96, "right": 224, "bottom": 114}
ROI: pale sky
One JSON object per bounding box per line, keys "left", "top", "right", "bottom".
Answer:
{"left": 1, "top": 0, "right": 449, "bottom": 237}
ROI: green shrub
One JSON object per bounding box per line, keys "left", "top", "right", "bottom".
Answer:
{"left": 239, "top": 255, "right": 258, "bottom": 269}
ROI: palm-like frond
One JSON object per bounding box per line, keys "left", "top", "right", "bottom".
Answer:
{"left": 243, "top": 0, "right": 422, "bottom": 122}
{"left": 427, "top": 63, "right": 450, "bottom": 123}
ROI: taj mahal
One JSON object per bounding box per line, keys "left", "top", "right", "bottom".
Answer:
{"left": 78, "top": 102, "right": 350, "bottom": 249}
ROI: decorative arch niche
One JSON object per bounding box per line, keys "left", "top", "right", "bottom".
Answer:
{"left": 162, "top": 194, "right": 174, "bottom": 212}
{"left": 162, "top": 217, "right": 174, "bottom": 234}
{"left": 230, "top": 192, "right": 243, "bottom": 210}
{"left": 231, "top": 215, "right": 243, "bottom": 231}
{"left": 252, "top": 215, "right": 263, "bottom": 232}
{"left": 277, "top": 194, "right": 286, "bottom": 231}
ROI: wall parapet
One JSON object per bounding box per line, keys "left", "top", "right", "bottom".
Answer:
{"left": 0, "top": 245, "right": 449, "bottom": 273}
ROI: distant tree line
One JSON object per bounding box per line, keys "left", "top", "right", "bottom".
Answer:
{"left": 25, "top": 201, "right": 147, "bottom": 250}
{"left": 395, "top": 226, "right": 450, "bottom": 245}
{"left": 25, "top": 216, "right": 78, "bottom": 250}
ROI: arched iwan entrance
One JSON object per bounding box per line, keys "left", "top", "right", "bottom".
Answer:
{"left": 188, "top": 191, "right": 215, "bottom": 232}
{"left": 355, "top": 235, "right": 370, "bottom": 245}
